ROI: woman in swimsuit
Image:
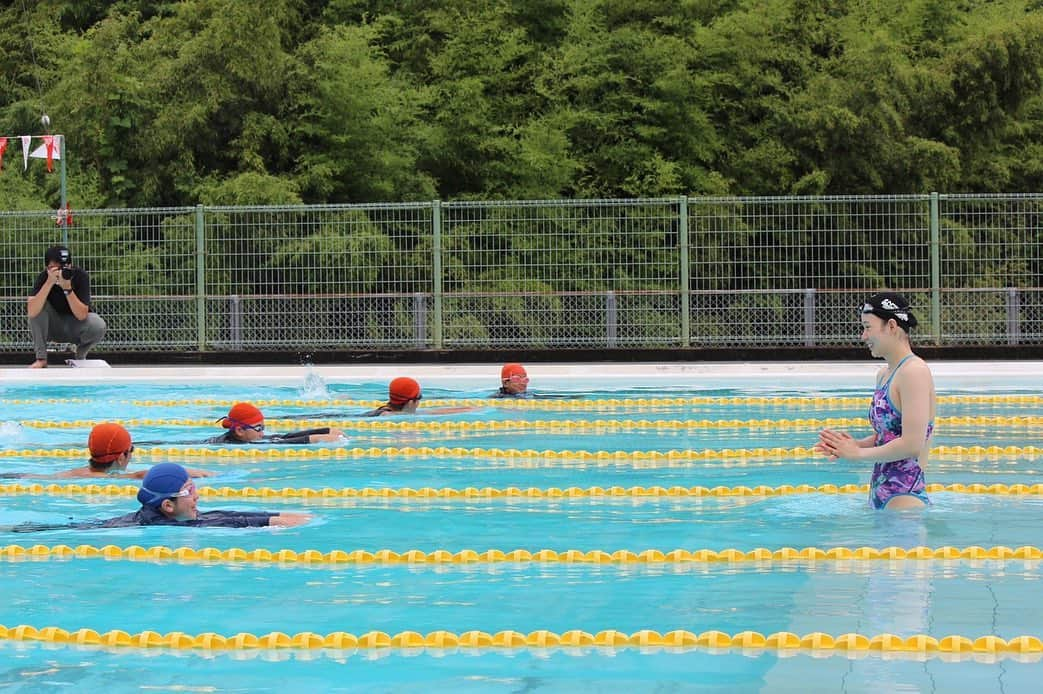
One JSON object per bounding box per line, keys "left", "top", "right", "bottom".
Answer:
{"left": 816, "top": 292, "right": 936, "bottom": 510}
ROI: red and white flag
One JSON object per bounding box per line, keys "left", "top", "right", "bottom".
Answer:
{"left": 0, "top": 137, "right": 7, "bottom": 170}
{"left": 29, "top": 134, "right": 61, "bottom": 172}
{"left": 21, "top": 135, "right": 31, "bottom": 170}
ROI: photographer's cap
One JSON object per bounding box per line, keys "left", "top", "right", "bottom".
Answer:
{"left": 44, "top": 245, "right": 71, "bottom": 265}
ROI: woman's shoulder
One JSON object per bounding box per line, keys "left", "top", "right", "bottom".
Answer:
{"left": 895, "top": 354, "right": 935, "bottom": 390}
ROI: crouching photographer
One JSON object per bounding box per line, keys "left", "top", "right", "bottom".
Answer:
{"left": 27, "top": 245, "right": 106, "bottom": 368}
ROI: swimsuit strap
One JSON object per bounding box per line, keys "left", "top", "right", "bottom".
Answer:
{"left": 879, "top": 354, "right": 914, "bottom": 390}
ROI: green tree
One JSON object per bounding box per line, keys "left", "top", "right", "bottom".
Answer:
{"left": 539, "top": 0, "right": 720, "bottom": 197}
{"left": 289, "top": 24, "right": 435, "bottom": 202}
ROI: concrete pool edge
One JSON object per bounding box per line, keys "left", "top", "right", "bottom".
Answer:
{"left": 2, "top": 360, "right": 1042, "bottom": 387}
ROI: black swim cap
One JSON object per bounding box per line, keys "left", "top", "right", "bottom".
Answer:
{"left": 861, "top": 292, "right": 917, "bottom": 331}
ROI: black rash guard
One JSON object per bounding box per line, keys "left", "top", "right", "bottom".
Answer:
{"left": 5, "top": 506, "right": 279, "bottom": 531}
{"left": 205, "top": 428, "right": 333, "bottom": 444}
{"left": 490, "top": 387, "right": 529, "bottom": 399}
{"left": 96, "top": 505, "right": 279, "bottom": 528}
{"left": 359, "top": 405, "right": 402, "bottom": 417}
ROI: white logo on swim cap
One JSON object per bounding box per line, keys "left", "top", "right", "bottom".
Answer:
{"left": 881, "top": 299, "right": 900, "bottom": 311}
{"left": 894, "top": 311, "right": 908, "bottom": 322}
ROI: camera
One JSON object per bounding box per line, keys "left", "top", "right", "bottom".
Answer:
{"left": 61, "top": 266, "right": 73, "bottom": 280}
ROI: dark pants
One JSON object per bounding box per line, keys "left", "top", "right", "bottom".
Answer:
{"left": 29, "top": 303, "right": 107, "bottom": 360}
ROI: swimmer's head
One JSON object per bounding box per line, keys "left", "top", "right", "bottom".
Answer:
{"left": 219, "top": 402, "right": 265, "bottom": 441}
{"left": 501, "top": 363, "right": 527, "bottom": 381}
{"left": 136, "top": 463, "right": 190, "bottom": 507}
{"left": 500, "top": 363, "right": 529, "bottom": 394}
{"left": 220, "top": 402, "right": 264, "bottom": 429}
{"left": 861, "top": 292, "right": 917, "bottom": 331}
{"left": 88, "top": 422, "right": 133, "bottom": 467}
{"left": 388, "top": 377, "right": 421, "bottom": 406}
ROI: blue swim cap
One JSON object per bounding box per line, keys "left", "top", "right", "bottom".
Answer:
{"left": 137, "top": 463, "right": 189, "bottom": 507}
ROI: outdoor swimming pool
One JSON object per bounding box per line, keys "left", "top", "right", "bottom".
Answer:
{"left": 0, "top": 362, "right": 1041, "bottom": 692}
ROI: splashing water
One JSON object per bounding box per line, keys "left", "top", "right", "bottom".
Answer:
{"left": 301, "top": 368, "right": 329, "bottom": 399}
{"left": 0, "top": 421, "right": 25, "bottom": 441}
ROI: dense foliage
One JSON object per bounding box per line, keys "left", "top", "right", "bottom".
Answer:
{"left": 1, "top": 0, "right": 1041, "bottom": 211}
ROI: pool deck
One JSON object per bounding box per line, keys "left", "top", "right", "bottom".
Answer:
{"left": 2, "top": 360, "right": 1042, "bottom": 388}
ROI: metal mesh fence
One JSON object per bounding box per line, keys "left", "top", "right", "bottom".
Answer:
{"left": 688, "top": 195, "right": 931, "bottom": 347}
{"left": 441, "top": 199, "right": 681, "bottom": 348}
{"left": 202, "top": 204, "right": 432, "bottom": 349}
{"left": 938, "top": 194, "right": 1043, "bottom": 345}
{"left": 2, "top": 194, "right": 1042, "bottom": 354}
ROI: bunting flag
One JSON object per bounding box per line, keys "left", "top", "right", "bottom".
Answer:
{"left": 0, "top": 134, "right": 66, "bottom": 172}
{"left": 29, "top": 134, "right": 61, "bottom": 172}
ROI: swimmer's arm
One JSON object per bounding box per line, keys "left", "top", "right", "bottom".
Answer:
{"left": 814, "top": 429, "right": 874, "bottom": 461}
{"left": 820, "top": 364, "right": 934, "bottom": 464}
{"left": 818, "top": 426, "right": 925, "bottom": 463}
{"left": 186, "top": 467, "right": 215, "bottom": 478}
{"left": 269, "top": 512, "right": 312, "bottom": 527}
{"left": 308, "top": 427, "right": 345, "bottom": 443}
{"left": 879, "top": 361, "right": 934, "bottom": 461}
{"left": 422, "top": 406, "right": 480, "bottom": 415}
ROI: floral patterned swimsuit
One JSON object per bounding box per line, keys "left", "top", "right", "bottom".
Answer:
{"left": 868, "top": 355, "right": 933, "bottom": 509}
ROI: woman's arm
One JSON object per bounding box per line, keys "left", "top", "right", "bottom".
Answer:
{"left": 819, "top": 360, "right": 934, "bottom": 464}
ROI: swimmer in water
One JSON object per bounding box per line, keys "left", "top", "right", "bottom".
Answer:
{"left": 360, "top": 376, "right": 478, "bottom": 416}
{"left": 815, "top": 292, "right": 936, "bottom": 510}
{"left": 491, "top": 363, "right": 531, "bottom": 398}
{"left": 207, "top": 402, "right": 345, "bottom": 443}
{"left": 1, "top": 423, "right": 212, "bottom": 480}
{"left": 97, "top": 463, "right": 311, "bottom": 527}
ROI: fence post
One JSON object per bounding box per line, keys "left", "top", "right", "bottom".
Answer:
{"left": 59, "top": 135, "right": 68, "bottom": 246}
{"left": 431, "top": 200, "right": 443, "bottom": 349}
{"left": 1007, "top": 287, "right": 1020, "bottom": 346}
{"left": 930, "top": 192, "right": 941, "bottom": 345}
{"left": 803, "top": 288, "right": 816, "bottom": 346}
{"left": 678, "top": 196, "right": 690, "bottom": 347}
{"left": 195, "top": 204, "right": 206, "bottom": 351}
{"left": 606, "top": 290, "right": 618, "bottom": 347}
{"left": 229, "top": 294, "right": 241, "bottom": 350}
{"left": 413, "top": 292, "right": 427, "bottom": 348}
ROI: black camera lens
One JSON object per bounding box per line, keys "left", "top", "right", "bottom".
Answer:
{"left": 61, "top": 267, "right": 73, "bottom": 280}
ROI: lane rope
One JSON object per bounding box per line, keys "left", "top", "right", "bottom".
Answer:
{"left": 12, "top": 415, "right": 1043, "bottom": 430}
{"left": 2, "top": 445, "right": 1042, "bottom": 460}
{"left": 2, "top": 394, "right": 1042, "bottom": 409}
{"left": 2, "top": 543, "right": 1039, "bottom": 565}
{"left": 0, "top": 624, "right": 1039, "bottom": 654}
{"left": 0, "top": 481, "right": 1040, "bottom": 500}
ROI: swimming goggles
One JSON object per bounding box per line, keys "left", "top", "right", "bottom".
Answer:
{"left": 140, "top": 480, "right": 196, "bottom": 505}
{"left": 219, "top": 417, "right": 264, "bottom": 432}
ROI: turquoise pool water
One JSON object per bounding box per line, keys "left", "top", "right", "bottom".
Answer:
{"left": 1, "top": 365, "right": 1042, "bottom": 692}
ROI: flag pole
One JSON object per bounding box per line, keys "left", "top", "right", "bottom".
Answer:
{"left": 59, "top": 134, "right": 68, "bottom": 245}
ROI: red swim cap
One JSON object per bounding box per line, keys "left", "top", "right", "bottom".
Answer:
{"left": 501, "top": 363, "right": 527, "bottom": 380}
{"left": 388, "top": 377, "right": 421, "bottom": 405}
{"left": 88, "top": 423, "right": 132, "bottom": 464}
{"left": 221, "top": 402, "right": 264, "bottom": 428}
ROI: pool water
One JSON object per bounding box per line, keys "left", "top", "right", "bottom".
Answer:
{"left": 1, "top": 364, "right": 1042, "bottom": 692}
